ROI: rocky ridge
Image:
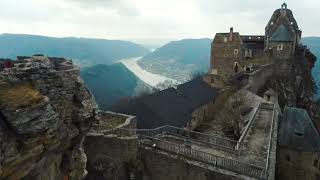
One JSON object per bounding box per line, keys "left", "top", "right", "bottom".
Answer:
{"left": 0, "top": 55, "right": 97, "bottom": 179}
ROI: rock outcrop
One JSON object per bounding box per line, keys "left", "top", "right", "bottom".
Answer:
{"left": 0, "top": 55, "right": 97, "bottom": 179}
{"left": 256, "top": 55, "right": 317, "bottom": 120}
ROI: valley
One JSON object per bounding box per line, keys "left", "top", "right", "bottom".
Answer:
{"left": 120, "top": 57, "right": 180, "bottom": 87}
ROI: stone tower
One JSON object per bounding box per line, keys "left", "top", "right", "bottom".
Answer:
{"left": 265, "top": 3, "right": 302, "bottom": 59}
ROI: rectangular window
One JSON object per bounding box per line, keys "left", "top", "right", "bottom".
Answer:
{"left": 223, "top": 37, "right": 228, "bottom": 42}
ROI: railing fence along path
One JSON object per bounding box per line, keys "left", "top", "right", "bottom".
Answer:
{"left": 236, "top": 103, "right": 261, "bottom": 151}
{"left": 106, "top": 125, "right": 238, "bottom": 152}
{"left": 101, "top": 102, "right": 277, "bottom": 179}
{"left": 265, "top": 104, "right": 277, "bottom": 170}
{"left": 140, "top": 135, "right": 267, "bottom": 179}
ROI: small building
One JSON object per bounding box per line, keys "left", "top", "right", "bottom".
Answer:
{"left": 277, "top": 107, "right": 320, "bottom": 180}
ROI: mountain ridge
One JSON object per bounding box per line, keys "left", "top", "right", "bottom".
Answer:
{"left": 138, "top": 38, "right": 212, "bottom": 82}
{"left": 0, "top": 33, "right": 150, "bottom": 66}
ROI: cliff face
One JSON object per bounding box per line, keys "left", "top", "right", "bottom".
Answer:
{"left": 257, "top": 54, "right": 317, "bottom": 118}
{"left": 0, "top": 56, "right": 97, "bottom": 179}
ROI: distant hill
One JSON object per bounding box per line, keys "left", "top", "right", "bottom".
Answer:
{"left": 303, "top": 37, "right": 320, "bottom": 98}
{"left": 138, "top": 38, "right": 212, "bottom": 82}
{"left": 80, "top": 63, "right": 152, "bottom": 110}
{"left": 0, "top": 33, "right": 149, "bottom": 66}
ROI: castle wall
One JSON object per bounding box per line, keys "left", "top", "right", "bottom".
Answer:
{"left": 247, "top": 64, "right": 275, "bottom": 94}
{"left": 84, "top": 134, "right": 140, "bottom": 180}
{"left": 140, "top": 148, "right": 240, "bottom": 180}
{"left": 269, "top": 42, "right": 293, "bottom": 59}
{"left": 211, "top": 45, "right": 242, "bottom": 77}
{"left": 211, "top": 36, "right": 270, "bottom": 79}
{"left": 276, "top": 147, "right": 320, "bottom": 180}
{"left": 85, "top": 112, "right": 139, "bottom": 180}
{"left": 211, "top": 33, "right": 243, "bottom": 77}
{"left": 188, "top": 101, "right": 215, "bottom": 130}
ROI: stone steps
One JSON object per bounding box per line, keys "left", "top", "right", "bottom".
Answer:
{"left": 0, "top": 79, "right": 7, "bottom": 86}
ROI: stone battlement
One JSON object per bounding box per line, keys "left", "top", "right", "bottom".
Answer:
{"left": 0, "top": 54, "right": 76, "bottom": 73}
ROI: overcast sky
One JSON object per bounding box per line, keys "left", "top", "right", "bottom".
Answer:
{"left": 0, "top": 0, "right": 319, "bottom": 47}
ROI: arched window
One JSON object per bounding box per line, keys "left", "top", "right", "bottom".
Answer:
{"left": 234, "top": 62, "right": 239, "bottom": 73}
{"left": 281, "top": 2, "right": 287, "bottom": 9}
{"left": 314, "top": 159, "right": 319, "bottom": 168}
{"left": 234, "top": 49, "right": 239, "bottom": 56}
{"left": 277, "top": 44, "right": 284, "bottom": 51}
{"left": 286, "top": 154, "right": 290, "bottom": 161}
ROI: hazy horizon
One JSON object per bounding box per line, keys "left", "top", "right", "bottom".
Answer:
{"left": 1, "top": 32, "right": 319, "bottom": 50}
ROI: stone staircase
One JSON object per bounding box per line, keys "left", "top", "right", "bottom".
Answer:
{"left": 0, "top": 75, "right": 7, "bottom": 86}
{"left": 0, "top": 80, "right": 7, "bottom": 86}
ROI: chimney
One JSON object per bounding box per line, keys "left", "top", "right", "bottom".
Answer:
{"left": 229, "top": 27, "right": 233, "bottom": 41}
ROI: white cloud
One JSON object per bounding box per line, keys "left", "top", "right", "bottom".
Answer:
{"left": 0, "top": 0, "right": 319, "bottom": 46}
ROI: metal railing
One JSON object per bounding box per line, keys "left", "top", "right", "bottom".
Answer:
{"left": 158, "top": 125, "right": 238, "bottom": 152}
{"left": 105, "top": 125, "right": 238, "bottom": 152}
{"left": 236, "top": 103, "right": 261, "bottom": 150}
{"left": 140, "top": 135, "right": 267, "bottom": 179}
{"left": 265, "top": 104, "right": 276, "bottom": 170}
{"left": 102, "top": 103, "right": 278, "bottom": 179}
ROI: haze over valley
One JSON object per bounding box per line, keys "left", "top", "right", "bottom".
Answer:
{"left": 0, "top": 33, "right": 319, "bottom": 108}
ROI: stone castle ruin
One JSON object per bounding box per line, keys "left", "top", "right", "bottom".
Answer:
{"left": 86, "top": 3, "right": 319, "bottom": 180}
{"left": 0, "top": 3, "right": 319, "bottom": 180}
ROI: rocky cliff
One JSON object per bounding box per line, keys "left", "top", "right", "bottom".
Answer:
{"left": 0, "top": 55, "right": 97, "bottom": 179}
{"left": 256, "top": 51, "right": 317, "bottom": 123}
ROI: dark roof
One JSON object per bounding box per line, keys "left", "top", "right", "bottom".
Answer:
{"left": 241, "top": 35, "right": 265, "bottom": 42}
{"left": 243, "top": 42, "right": 265, "bottom": 50}
{"left": 270, "top": 25, "right": 294, "bottom": 42}
{"left": 265, "top": 9, "right": 299, "bottom": 36}
{"left": 0, "top": 59, "right": 11, "bottom": 62}
{"left": 33, "top": 54, "right": 45, "bottom": 56}
{"left": 279, "top": 107, "right": 320, "bottom": 152}
{"left": 216, "top": 32, "right": 240, "bottom": 35}
{"left": 111, "top": 78, "right": 219, "bottom": 129}
{"left": 17, "top": 56, "right": 31, "bottom": 60}
{"left": 214, "top": 32, "right": 242, "bottom": 43}
{"left": 177, "top": 77, "right": 219, "bottom": 108}
{"left": 139, "top": 88, "right": 193, "bottom": 128}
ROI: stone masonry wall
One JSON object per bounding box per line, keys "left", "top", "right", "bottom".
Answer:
{"left": 276, "top": 148, "right": 320, "bottom": 180}
{"left": 140, "top": 148, "right": 240, "bottom": 180}
{"left": 84, "top": 112, "right": 139, "bottom": 180}
{"left": 84, "top": 134, "right": 140, "bottom": 180}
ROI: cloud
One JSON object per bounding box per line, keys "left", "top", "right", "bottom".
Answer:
{"left": 0, "top": 0, "right": 319, "bottom": 46}
{"left": 65, "top": 0, "right": 140, "bottom": 16}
